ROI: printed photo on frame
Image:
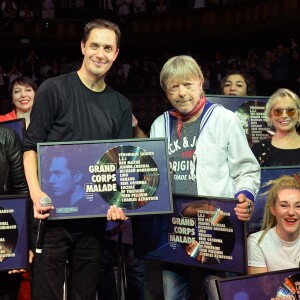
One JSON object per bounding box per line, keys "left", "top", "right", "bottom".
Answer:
{"left": 38, "top": 138, "right": 173, "bottom": 219}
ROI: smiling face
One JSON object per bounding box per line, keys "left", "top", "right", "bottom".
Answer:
{"left": 223, "top": 74, "right": 247, "bottom": 96}
{"left": 12, "top": 83, "right": 35, "bottom": 113}
{"left": 271, "top": 189, "right": 300, "bottom": 241}
{"left": 165, "top": 77, "right": 203, "bottom": 114}
{"left": 270, "top": 96, "right": 299, "bottom": 134}
{"left": 80, "top": 27, "right": 119, "bottom": 81}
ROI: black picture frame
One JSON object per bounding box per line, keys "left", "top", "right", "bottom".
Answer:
{"left": 0, "top": 194, "right": 29, "bottom": 271}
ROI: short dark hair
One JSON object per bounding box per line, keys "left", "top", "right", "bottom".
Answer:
{"left": 9, "top": 76, "right": 38, "bottom": 98}
{"left": 47, "top": 146, "right": 82, "bottom": 174}
{"left": 81, "top": 19, "right": 121, "bottom": 49}
{"left": 43, "top": 145, "right": 91, "bottom": 182}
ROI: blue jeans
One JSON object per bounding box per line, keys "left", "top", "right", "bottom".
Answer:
{"left": 162, "top": 264, "right": 223, "bottom": 300}
{"left": 163, "top": 269, "right": 191, "bottom": 300}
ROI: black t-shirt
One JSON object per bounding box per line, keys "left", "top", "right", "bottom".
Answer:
{"left": 251, "top": 138, "right": 300, "bottom": 166}
{"left": 24, "top": 72, "right": 132, "bottom": 151}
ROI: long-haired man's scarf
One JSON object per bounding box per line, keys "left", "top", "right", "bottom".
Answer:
{"left": 169, "top": 96, "right": 206, "bottom": 139}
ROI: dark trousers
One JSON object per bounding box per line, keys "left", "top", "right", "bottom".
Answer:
{"left": 98, "top": 240, "right": 145, "bottom": 300}
{"left": 31, "top": 218, "right": 106, "bottom": 300}
{"left": 0, "top": 273, "right": 21, "bottom": 300}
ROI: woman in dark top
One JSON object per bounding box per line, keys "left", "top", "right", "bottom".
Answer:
{"left": 251, "top": 88, "right": 300, "bottom": 166}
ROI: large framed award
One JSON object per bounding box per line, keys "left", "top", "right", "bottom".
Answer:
{"left": 132, "top": 194, "right": 247, "bottom": 274}
{"left": 207, "top": 95, "right": 269, "bottom": 146}
{"left": 249, "top": 166, "right": 300, "bottom": 234}
{"left": 217, "top": 268, "right": 300, "bottom": 299}
{"left": 0, "top": 195, "right": 29, "bottom": 271}
{"left": 37, "top": 138, "right": 173, "bottom": 219}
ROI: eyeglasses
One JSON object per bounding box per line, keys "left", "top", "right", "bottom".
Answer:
{"left": 272, "top": 107, "right": 298, "bottom": 117}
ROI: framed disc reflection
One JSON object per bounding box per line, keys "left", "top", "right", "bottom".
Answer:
{"left": 96, "top": 145, "right": 160, "bottom": 210}
{"left": 181, "top": 201, "right": 234, "bottom": 264}
{"left": 277, "top": 274, "right": 300, "bottom": 299}
{"left": 235, "top": 100, "right": 270, "bottom": 146}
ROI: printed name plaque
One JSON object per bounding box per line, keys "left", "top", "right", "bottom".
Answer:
{"left": 0, "top": 195, "right": 29, "bottom": 271}
{"left": 217, "top": 268, "right": 300, "bottom": 300}
{"left": 37, "top": 138, "right": 173, "bottom": 219}
{"left": 132, "top": 194, "right": 247, "bottom": 274}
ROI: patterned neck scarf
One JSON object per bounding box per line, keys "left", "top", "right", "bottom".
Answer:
{"left": 169, "top": 96, "right": 206, "bottom": 139}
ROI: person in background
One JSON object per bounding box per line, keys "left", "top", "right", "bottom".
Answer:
{"left": 7, "top": 62, "right": 22, "bottom": 86}
{"left": 248, "top": 175, "right": 300, "bottom": 274}
{"left": 0, "top": 125, "right": 32, "bottom": 300}
{"left": 23, "top": 50, "right": 40, "bottom": 85}
{"left": 1, "top": 0, "right": 17, "bottom": 17}
{"left": 150, "top": 55, "right": 260, "bottom": 300}
{"left": 0, "top": 76, "right": 37, "bottom": 300}
{"left": 19, "top": 1, "right": 34, "bottom": 21}
{"left": 289, "top": 48, "right": 300, "bottom": 96}
{"left": 116, "top": 0, "right": 131, "bottom": 21}
{"left": 251, "top": 88, "right": 300, "bottom": 166}
{"left": 41, "top": 0, "right": 55, "bottom": 19}
{"left": 220, "top": 71, "right": 258, "bottom": 148}
{"left": 132, "top": 0, "right": 146, "bottom": 14}
{"left": 23, "top": 19, "right": 129, "bottom": 300}
{"left": 0, "top": 76, "right": 37, "bottom": 129}
{"left": 220, "top": 71, "right": 256, "bottom": 96}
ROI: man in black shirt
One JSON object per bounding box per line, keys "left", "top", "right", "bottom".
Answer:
{"left": 23, "top": 19, "right": 130, "bottom": 300}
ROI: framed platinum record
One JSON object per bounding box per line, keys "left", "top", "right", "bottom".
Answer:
{"left": 37, "top": 138, "right": 173, "bottom": 219}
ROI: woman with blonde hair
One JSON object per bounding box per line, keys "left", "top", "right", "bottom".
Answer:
{"left": 251, "top": 88, "right": 300, "bottom": 166}
{"left": 248, "top": 175, "right": 300, "bottom": 274}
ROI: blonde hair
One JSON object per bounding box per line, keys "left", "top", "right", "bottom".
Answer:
{"left": 259, "top": 175, "right": 300, "bottom": 243}
{"left": 160, "top": 55, "right": 204, "bottom": 91}
{"left": 264, "top": 88, "right": 300, "bottom": 127}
